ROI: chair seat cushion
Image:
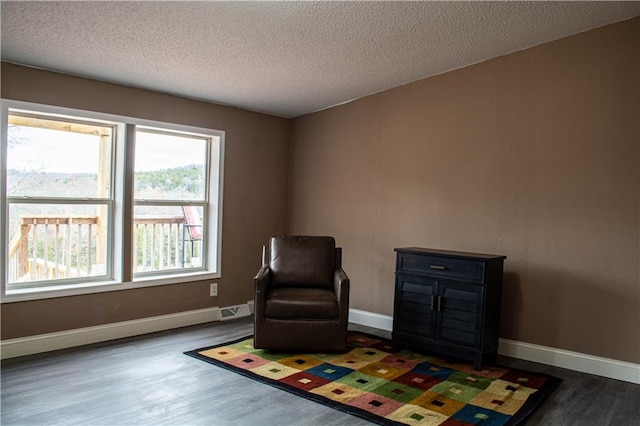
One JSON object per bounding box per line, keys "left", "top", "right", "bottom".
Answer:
{"left": 265, "top": 287, "right": 338, "bottom": 320}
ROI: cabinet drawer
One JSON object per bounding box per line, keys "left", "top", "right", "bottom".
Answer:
{"left": 397, "top": 253, "right": 484, "bottom": 282}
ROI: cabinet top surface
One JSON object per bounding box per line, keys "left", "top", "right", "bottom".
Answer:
{"left": 394, "top": 247, "right": 506, "bottom": 261}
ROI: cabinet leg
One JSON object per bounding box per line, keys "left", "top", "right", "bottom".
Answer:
{"left": 390, "top": 335, "right": 398, "bottom": 352}
{"left": 473, "top": 355, "right": 483, "bottom": 371}
{"left": 473, "top": 351, "right": 497, "bottom": 371}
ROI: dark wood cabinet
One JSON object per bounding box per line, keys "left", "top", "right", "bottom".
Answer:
{"left": 392, "top": 247, "right": 506, "bottom": 370}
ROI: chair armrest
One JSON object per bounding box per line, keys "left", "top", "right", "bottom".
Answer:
{"left": 254, "top": 265, "right": 270, "bottom": 293}
{"left": 334, "top": 268, "right": 350, "bottom": 307}
{"left": 254, "top": 264, "right": 269, "bottom": 281}
{"left": 254, "top": 265, "right": 270, "bottom": 319}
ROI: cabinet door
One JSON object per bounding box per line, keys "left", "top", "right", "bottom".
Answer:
{"left": 394, "top": 274, "right": 437, "bottom": 339}
{"left": 436, "top": 281, "right": 483, "bottom": 348}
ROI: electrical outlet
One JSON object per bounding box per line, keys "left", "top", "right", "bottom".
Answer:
{"left": 210, "top": 283, "right": 218, "bottom": 297}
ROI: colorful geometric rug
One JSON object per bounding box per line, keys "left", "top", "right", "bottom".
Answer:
{"left": 184, "top": 332, "right": 561, "bottom": 425}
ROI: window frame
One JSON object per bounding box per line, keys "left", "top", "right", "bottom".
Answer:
{"left": 1, "top": 100, "right": 225, "bottom": 303}
{"left": 132, "top": 125, "right": 217, "bottom": 278}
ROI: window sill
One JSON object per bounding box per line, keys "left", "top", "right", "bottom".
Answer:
{"left": 1, "top": 271, "right": 220, "bottom": 303}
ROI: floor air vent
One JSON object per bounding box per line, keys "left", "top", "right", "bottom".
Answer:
{"left": 219, "top": 304, "right": 252, "bottom": 321}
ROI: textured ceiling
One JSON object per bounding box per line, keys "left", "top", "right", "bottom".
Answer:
{"left": 2, "top": 1, "right": 639, "bottom": 118}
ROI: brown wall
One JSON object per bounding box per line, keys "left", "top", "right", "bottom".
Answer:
{"left": 289, "top": 19, "right": 640, "bottom": 363}
{"left": 1, "top": 63, "right": 290, "bottom": 339}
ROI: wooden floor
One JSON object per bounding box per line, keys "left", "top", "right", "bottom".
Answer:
{"left": 2, "top": 317, "right": 638, "bottom": 425}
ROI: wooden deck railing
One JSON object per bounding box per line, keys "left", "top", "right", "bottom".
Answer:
{"left": 7, "top": 215, "right": 99, "bottom": 283}
{"left": 133, "top": 215, "right": 192, "bottom": 272}
{"left": 7, "top": 215, "right": 200, "bottom": 284}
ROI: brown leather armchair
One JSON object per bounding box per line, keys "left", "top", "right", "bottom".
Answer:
{"left": 253, "top": 236, "right": 350, "bottom": 352}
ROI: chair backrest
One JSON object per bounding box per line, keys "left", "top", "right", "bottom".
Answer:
{"left": 182, "top": 206, "right": 203, "bottom": 240}
{"left": 269, "top": 236, "right": 336, "bottom": 289}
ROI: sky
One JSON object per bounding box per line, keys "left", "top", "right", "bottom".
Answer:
{"left": 8, "top": 126, "right": 100, "bottom": 173}
{"left": 7, "top": 125, "right": 208, "bottom": 174}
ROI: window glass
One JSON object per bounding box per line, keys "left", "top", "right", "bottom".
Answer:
{"left": 7, "top": 203, "right": 109, "bottom": 285}
{"left": 134, "top": 129, "right": 207, "bottom": 201}
{"left": 133, "top": 204, "right": 204, "bottom": 273}
{"left": 7, "top": 115, "right": 112, "bottom": 198}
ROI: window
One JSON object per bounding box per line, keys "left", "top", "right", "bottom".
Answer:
{"left": 133, "top": 127, "right": 219, "bottom": 276}
{"left": 1, "top": 101, "right": 224, "bottom": 300}
{"left": 4, "top": 112, "right": 116, "bottom": 288}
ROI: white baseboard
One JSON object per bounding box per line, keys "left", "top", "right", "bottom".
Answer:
{"left": 498, "top": 338, "right": 640, "bottom": 384}
{"left": 349, "top": 308, "right": 393, "bottom": 331}
{"left": 348, "top": 308, "right": 640, "bottom": 384}
{"left": 1, "top": 307, "right": 221, "bottom": 360}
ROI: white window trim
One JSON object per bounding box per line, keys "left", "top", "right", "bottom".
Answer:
{"left": 1, "top": 100, "right": 225, "bottom": 303}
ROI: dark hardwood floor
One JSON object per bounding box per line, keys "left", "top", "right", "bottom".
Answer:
{"left": 2, "top": 317, "right": 638, "bottom": 425}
